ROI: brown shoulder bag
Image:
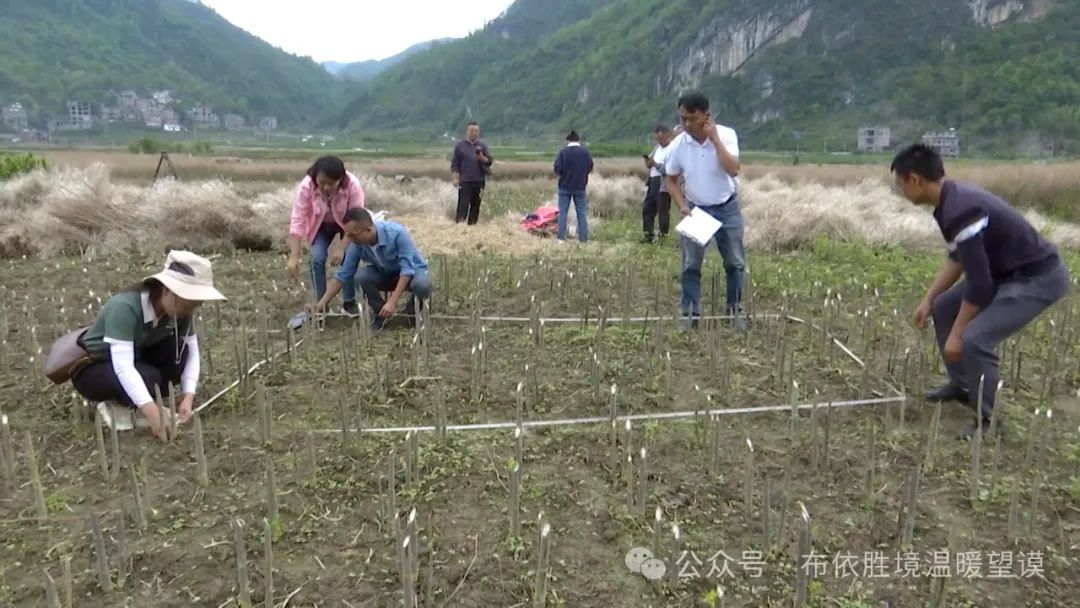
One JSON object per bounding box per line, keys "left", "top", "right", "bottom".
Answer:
{"left": 43, "top": 326, "right": 93, "bottom": 385}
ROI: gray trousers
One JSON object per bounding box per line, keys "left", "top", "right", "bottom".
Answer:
{"left": 932, "top": 260, "right": 1071, "bottom": 420}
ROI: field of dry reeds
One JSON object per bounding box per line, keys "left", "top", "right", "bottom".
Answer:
{"left": 36, "top": 150, "right": 1080, "bottom": 220}
{"left": 2, "top": 157, "right": 1079, "bottom": 260}
{"left": 38, "top": 149, "right": 647, "bottom": 183}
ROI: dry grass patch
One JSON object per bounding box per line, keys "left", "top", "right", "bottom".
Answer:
{"left": 2, "top": 164, "right": 1077, "bottom": 260}
{"left": 38, "top": 150, "right": 645, "bottom": 183}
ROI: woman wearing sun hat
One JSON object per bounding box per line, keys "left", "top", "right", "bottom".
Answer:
{"left": 70, "top": 250, "right": 226, "bottom": 439}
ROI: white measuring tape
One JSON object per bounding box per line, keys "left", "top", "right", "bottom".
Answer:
{"left": 309, "top": 394, "right": 907, "bottom": 435}
{"left": 197, "top": 310, "right": 905, "bottom": 424}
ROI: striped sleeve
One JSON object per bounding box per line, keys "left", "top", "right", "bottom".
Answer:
{"left": 945, "top": 209, "right": 994, "bottom": 307}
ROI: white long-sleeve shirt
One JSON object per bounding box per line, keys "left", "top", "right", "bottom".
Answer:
{"left": 93, "top": 289, "right": 200, "bottom": 408}
{"left": 105, "top": 334, "right": 199, "bottom": 407}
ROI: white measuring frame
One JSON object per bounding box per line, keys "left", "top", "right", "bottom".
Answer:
{"left": 196, "top": 310, "right": 908, "bottom": 432}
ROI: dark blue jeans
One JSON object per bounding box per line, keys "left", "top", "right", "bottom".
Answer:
{"left": 557, "top": 188, "right": 589, "bottom": 242}
{"left": 310, "top": 223, "right": 356, "bottom": 303}
{"left": 680, "top": 196, "right": 746, "bottom": 316}
{"left": 356, "top": 266, "right": 434, "bottom": 314}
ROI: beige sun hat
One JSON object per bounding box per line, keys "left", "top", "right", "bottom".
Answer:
{"left": 144, "top": 250, "right": 226, "bottom": 301}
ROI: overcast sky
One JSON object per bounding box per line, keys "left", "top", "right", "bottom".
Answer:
{"left": 200, "top": 0, "right": 516, "bottom": 63}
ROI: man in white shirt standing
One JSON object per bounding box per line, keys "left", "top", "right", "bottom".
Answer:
{"left": 642, "top": 125, "right": 677, "bottom": 243}
{"left": 663, "top": 92, "right": 747, "bottom": 332}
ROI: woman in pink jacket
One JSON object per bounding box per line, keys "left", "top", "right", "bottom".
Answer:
{"left": 287, "top": 156, "right": 366, "bottom": 315}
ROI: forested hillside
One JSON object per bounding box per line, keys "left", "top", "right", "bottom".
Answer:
{"left": 334, "top": 0, "right": 611, "bottom": 134}
{"left": 338, "top": 0, "right": 1079, "bottom": 152}
{"left": 4, "top": 0, "right": 1075, "bottom": 151}
{"left": 0, "top": 0, "right": 347, "bottom": 127}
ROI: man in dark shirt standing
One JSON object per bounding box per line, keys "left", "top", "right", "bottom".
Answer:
{"left": 892, "top": 144, "right": 1071, "bottom": 439}
{"left": 451, "top": 122, "right": 493, "bottom": 225}
{"left": 552, "top": 130, "right": 594, "bottom": 243}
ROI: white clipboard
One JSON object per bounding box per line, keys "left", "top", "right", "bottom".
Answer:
{"left": 675, "top": 207, "right": 723, "bottom": 246}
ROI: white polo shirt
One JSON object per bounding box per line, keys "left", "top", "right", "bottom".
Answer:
{"left": 664, "top": 124, "right": 740, "bottom": 206}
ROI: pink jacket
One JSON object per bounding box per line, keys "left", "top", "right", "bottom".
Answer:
{"left": 288, "top": 171, "right": 366, "bottom": 244}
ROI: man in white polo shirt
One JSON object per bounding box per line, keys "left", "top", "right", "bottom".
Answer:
{"left": 663, "top": 91, "right": 747, "bottom": 332}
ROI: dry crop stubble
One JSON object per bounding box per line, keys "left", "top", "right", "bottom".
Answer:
{"left": 38, "top": 149, "right": 646, "bottom": 182}
{"left": 0, "top": 249, "right": 1077, "bottom": 607}
{"left": 2, "top": 161, "right": 1079, "bottom": 259}
{"left": 40, "top": 149, "right": 1080, "bottom": 211}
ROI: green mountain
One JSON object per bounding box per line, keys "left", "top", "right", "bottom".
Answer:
{"left": 339, "top": 0, "right": 1080, "bottom": 154}
{"left": 335, "top": 0, "right": 612, "bottom": 135}
{"left": 325, "top": 39, "right": 455, "bottom": 82}
{"left": 0, "top": 0, "right": 347, "bottom": 128}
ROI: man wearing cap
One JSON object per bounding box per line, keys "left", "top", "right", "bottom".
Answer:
{"left": 71, "top": 251, "right": 226, "bottom": 439}
{"left": 312, "top": 208, "right": 433, "bottom": 331}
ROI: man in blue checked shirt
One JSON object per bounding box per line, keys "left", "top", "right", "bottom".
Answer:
{"left": 892, "top": 143, "right": 1071, "bottom": 440}
{"left": 311, "top": 208, "right": 433, "bottom": 330}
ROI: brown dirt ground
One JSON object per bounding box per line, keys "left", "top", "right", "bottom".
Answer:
{"left": 0, "top": 252, "right": 1077, "bottom": 607}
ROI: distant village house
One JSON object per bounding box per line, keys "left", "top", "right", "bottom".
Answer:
{"left": 100, "top": 89, "right": 181, "bottom": 130}
{"left": 856, "top": 126, "right": 891, "bottom": 152}
{"left": 143, "top": 106, "right": 179, "bottom": 129}
{"left": 2, "top": 103, "right": 28, "bottom": 131}
{"left": 922, "top": 130, "right": 960, "bottom": 157}
{"left": 187, "top": 103, "right": 220, "bottom": 128}
{"left": 49, "top": 100, "right": 94, "bottom": 131}
{"left": 259, "top": 116, "right": 278, "bottom": 132}
{"left": 224, "top": 113, "right": 246, "bottom": 130}
{"left": 68, "top": 101, "right": 93, "bottom": 129}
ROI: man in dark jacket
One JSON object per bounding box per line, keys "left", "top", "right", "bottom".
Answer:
{"left": 451, "top": 122, "right": 493, "bottom": 225}
{"left": 553, "top": 130, "right": 594, "bottom": 243}
{"left": 893, "top": 143, "right": 1072, "bottom": 439}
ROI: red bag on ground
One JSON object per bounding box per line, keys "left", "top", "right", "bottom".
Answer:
{"left": 521, "top": 205, "right": 559, "bottom": 237}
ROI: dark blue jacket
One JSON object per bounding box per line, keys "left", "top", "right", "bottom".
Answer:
{"left": 554, "top": 143, "right": 594, "bottom": 191}
{"left": 934, "top": 179, "right": 1060, "bottom": 308}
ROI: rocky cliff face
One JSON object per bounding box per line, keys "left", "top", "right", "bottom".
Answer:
{"left": 969, "top": 0, "right": 1055, "bottom": 26}
{"left": 663, "top": 0, "right": 1057, "bottom": 98}
{"left": 664, "top": 2, "right": 814, "bottom": 92}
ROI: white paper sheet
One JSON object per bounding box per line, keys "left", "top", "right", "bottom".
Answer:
{"left": 675, "top": 207, "right": 724, "bottom": 246}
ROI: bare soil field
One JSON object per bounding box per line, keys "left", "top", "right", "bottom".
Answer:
{"left": 1, "top": 244, "right": 1078, "bottom": 607}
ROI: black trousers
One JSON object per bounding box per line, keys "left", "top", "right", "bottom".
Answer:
{"left": 642, "top": 177, "right": 671, "bottom": 237}
{"left": 456, "top": 181, "right": 485, "bottom": 225}
{"left": 72, "top": 334, "right": 188, "bottom": 408}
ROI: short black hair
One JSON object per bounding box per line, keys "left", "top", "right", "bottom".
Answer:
{"left": 466, "top": 121, "right": 479, "bottom": 128}
{"left": 677, "top": 92, "right": 710, "bottom": 113}
{"left": 890, "top": 144, "right": 945, "bottom": 181}
{"left": 654, "top": 124, "right": 672, "bottom": 134}
{"left": 306, "top": 155, "right": 346, "bottom": 183}
{"left": 343, "top": 207, "right": 373, "bottom": 226}
{"left": 566, "top": 130, "right": 580, "bottom": 142}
